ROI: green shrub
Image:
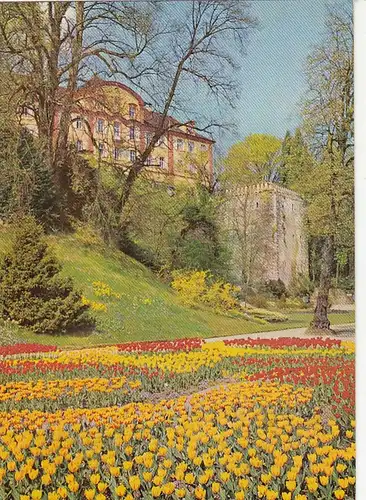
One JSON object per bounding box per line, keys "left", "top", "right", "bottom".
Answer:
{"left": 264, "top": 279, "right": 287, "bottom": 299}
{"left": 247, "top": 294, "right": 268, "bottom": 309}
{"left": 72, "top": 222, "right": 104, "bottom": 248}
{"left": 0, "top": 217, "right": 95, "bottom": 334}
{"left": 289, "top": 273, "right": 314, "bottom": 298}
{"left": 243, "top": 306, "right": 288, "bottom": 323}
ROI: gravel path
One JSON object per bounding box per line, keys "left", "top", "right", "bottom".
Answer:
{"left": 205, "top": 323, "right": 355, "bottom": 343}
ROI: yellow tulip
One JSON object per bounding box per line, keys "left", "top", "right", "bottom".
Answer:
{"left": 31, "top": 492, "right": 42, "bottom": 500}
{"left": 286, "top": 481, "right": 296, "bottom": 492}
{"left": 85, "top": 490, "right": 96, "bottom": 500}
{"left": 129, "top": 475, "right": 140, "bottom": 491}
{"left": 151, "top": 486, "right": 162, "bottom": 497}
{"left": 212, "top": 482, "right": 220, "bottom": 493}
{"left": 334, "top": 490, "right": 345, "bottom": 500}
{"left": 115, "top": 485, "right": 126, "bottom": 497}
{"left": 194, "top": 486, "right": 206, "bottom": 499}
{"left": 320, "top": 476, "right": 329, "bottom": 486}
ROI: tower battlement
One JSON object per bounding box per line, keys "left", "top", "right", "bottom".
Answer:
{"left": 224, "top": 182, "right": 304, "bottom": 201}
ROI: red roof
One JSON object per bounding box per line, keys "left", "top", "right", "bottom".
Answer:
{"left": 143, "top": 108, "right": 214, "bottom": 144}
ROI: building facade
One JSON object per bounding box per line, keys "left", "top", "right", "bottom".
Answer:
{"left": 20, "top": 78, "right": 215, "bottom": 185}
{"left": 223, "top": 182, "right": 308, "bottom": 288}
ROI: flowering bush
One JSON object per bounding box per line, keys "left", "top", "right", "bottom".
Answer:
{"left": 171, "top": 270, "right": 240, "bottom": 312}
{"left": 92, "top": 281, "right": 121, "bottom": 299}
{"left": 81, "top": 297, "right": 107, "bottom": 313}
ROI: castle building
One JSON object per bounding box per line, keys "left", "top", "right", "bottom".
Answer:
{"left": 223, "top": 182, "right": 308, "bottom": 287}
{"left": 20, "top": 78, "right": 215, "bottom": 185}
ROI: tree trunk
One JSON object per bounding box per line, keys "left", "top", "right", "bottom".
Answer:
{"left": 311, "top": 236, "right": 334, "bottom": 330}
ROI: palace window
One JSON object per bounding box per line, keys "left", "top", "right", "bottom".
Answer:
{"left": 145, "top": 132, "right": 152, "bottom": 145}
{"left": 96, "top": 118, "right": 104, "bottom": 133}
{"left": 129, "top": 126, "right": 135, "bottom": 140}
{"left": 114, "top": 122, "right": 120, "bottom": 139}
{"left": 159, "top": 157, "right": 165, "bottom": 169}
{"left": 129, "top": 150, "right": 136, "bottom": 162}
{"left": 188, "top": 141, "right": 195, "bottom": 153}
{"left": 129, "top": 104, "right": 136, "bottom": 119}
{"left": 200, "top": 143, "right": 208, "bottom": 151}
{"left": 176, "top": 138, "right": 184, "bottom": 151}
{"left": 113, "top": 147, "right": 121, "bottom": 161}
{"left": 97, "top": 142, "right": 107, "bottom": 158}
{"left": 146, "top": 156, "right": 152, "bottom": 166}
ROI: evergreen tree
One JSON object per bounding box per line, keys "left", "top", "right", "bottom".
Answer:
{"left": 16, "top": 129, "right": 58, "bottom": 227}
{"left": 172, "top": 187, "right": 229, "bottom": 276}
{"left": 279, "top": 129, "right": 314, "bottom": 189}
{"left": 0, "top": 217, "right": 94, "bottom": 334}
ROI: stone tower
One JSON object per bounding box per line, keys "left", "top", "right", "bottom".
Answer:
{"left": 222, "top": 182, "right": 308, "bottom": 288}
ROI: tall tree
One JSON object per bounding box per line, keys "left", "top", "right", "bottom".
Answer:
{"left": 222, "top": 134, "right": 282, "bottom": 185}
{"left": 300, "top": 5, "right": 353, "bottom": 330}
{"left": 278, "top": 128, "right": 314, "bottom": 189}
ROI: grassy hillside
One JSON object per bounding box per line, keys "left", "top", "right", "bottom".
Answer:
{"left": 0, "top": 230, "right": 354, "bottom": 347}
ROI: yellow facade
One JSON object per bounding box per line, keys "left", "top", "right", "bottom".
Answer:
{"left": 20, "top": 79, "right": 214, "bottom": 185}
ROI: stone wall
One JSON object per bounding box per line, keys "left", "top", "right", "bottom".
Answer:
{"left": 221, "top": 182, "right": 308, "bottom": 288}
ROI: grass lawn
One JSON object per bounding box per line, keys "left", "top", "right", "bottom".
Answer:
{"left": 0, "top": 231, "right": 354, "bottom": 347}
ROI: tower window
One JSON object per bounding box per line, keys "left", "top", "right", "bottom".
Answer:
{"left": 75, "top": 116, "right": 82, "bottom": 129}
{"left": 76, "top": 140, "right": 83, "bottom": 152}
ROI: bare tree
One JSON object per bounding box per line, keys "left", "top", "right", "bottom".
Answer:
{"left": 116, "top": 0, "right": 257, "bottom": 216}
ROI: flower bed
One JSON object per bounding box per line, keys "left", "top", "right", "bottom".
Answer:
{"left": 0, "top": 337, "right": 355, "bottom": 499}
{"left": 0, "top": 344, "right": 58, "bottom": 358}
{"left": 115, "top": 338, "right": 203, "bottom": 353}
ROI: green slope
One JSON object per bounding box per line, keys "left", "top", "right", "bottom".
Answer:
{"left": 0, "top": 231, "right": 354, "bottom": 347}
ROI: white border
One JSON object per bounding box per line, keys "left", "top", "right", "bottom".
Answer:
{"left": 355, "top": 0, "right": 365, "bottom": 497}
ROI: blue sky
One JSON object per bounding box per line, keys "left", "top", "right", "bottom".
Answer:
{"left": 215, "top": 0, "right": 352, "bottom": 152}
